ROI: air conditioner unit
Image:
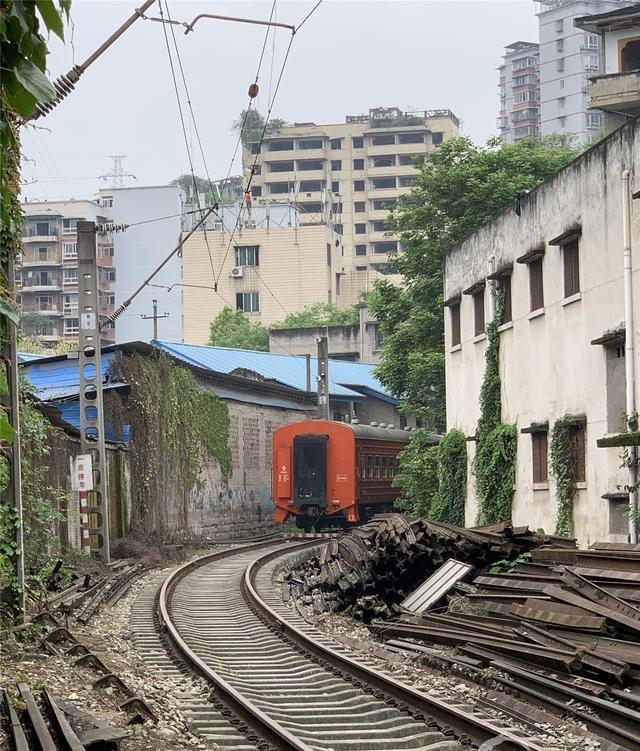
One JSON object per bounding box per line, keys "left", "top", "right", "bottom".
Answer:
{"left": 230, "top": 266, "right": 243, "bottom": 278}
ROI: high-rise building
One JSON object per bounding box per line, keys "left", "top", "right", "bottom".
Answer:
{"left": 498, "top": 1, "right": 634, "bottom": 145}
{"left": 498, "top": 42, "right": 541, "bottom": 143}
{"left": 536, "top": 0, "right": 634, "bottom": 144}
{"left": 242, "top": 107, "right": 460, "bottom": 306}
{"left": 18, "top": 198, "right": 115, "bottom": 348}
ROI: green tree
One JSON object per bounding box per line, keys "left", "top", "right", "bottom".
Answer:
{"left": 171, "top": 174, "right": 218, "bottom": 204}
{"left": 271, "top": 303, "right": 359, "bottom": 330}
{"left": 208, "top": 306, "right": 269, "bottom": 351}
{"left": 368, "top": 135, "right": 576, "bottom": 430}
{"left": 233, "top": 109, "right": 287, "bottom": 146}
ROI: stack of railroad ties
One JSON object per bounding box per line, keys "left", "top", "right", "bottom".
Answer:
{"left": 367, "top": 527, "right": 640, "bottom": 750}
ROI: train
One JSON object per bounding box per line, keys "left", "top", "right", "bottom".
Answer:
{"left": 272, "top": 419, "right": 412, "bottom": 530}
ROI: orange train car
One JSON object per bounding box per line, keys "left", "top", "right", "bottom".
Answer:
{"left": 273, "top": 420, "right": 412, "bottom": 530}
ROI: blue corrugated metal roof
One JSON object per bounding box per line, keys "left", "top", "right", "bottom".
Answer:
{"left": 19, "top": 341, "right": 396, "bottom": 407}
{"left": 153, "top": 341, "right": 395, "bottom": 403}
{"left": 18, "top": 352, "right": 46, "bottom": 362}
{"left": 23, "top": 351, "right": 117, "bottom": 401}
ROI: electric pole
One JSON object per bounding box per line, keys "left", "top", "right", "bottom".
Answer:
{"left": 77, "top": 221, "right": 110, "bottom": 562}
{"left": 316, "top": 336, "right": 330, "bottom": 420}
{"left": 141, "top": 299, "right": 169, "bottom": 341}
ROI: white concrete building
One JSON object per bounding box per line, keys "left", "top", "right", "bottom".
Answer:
{"left": 536, "top": 0, "right": 634, "bottom": 144}
{"left": 576, "top": 2, "right": 640, "bottom": 131}
{"left": 498, "top": 41, "right": 541, "bottom": 143}
{"left": 443, "top": 117, "right": 639, "bottom": 546}
{"left": 109, "top": 185, "right": 184, "bottom": 343}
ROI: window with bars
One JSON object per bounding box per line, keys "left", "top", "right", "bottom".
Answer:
{"left": 450, "top": 303, "right": 461, "bottom": 347}
{"left": 355, "top": 223, "right": 366, "bottom": 234}
{"left": 501, "top": 275, "right": 512, "bottom": 324}
{"left": 331, "top": 160, "right": 342, "bottom": 171}
{"left": 235, "top": 245, "right": 259, "bottom": 267}
{"left": 354, "top": 180, "right": 365, "bottom": 192}
{"left": 473, "top": 288, "right": 485, "bottom": 336}
{"left": 236, "top": 292, "right": 260, "bottom": 313}
{"left": 353, "top": 159, "right": 365, "bottom": 170}
{"left": 352, "top": 137, "right": 364, "bottom": 149}
{"left": 529, "top": 258, "right": 544, "bottom": 311}
{"left": 355, "top": 245, "right": 367, "bottom": 256}
{"left": 563, "top": 238, "right": 580, "bottom": 297}
{"left": 354, "top": 202, "right": 365, "bottom": 213}
{"left": 531, "top": 431, "right": 548, "bottom": 483}
{"left": 330, "top": 138, "right": 342, "bottom": 150}
{"left": 573, "top": 424, "right": 586, "bottom": 483}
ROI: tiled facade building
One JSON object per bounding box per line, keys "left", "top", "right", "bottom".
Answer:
{"left": 18, "top": 197, "right": 115, "bottom": 347}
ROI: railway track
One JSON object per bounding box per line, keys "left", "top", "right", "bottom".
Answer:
{"left": 151, "top": 540, "right": 553, "bottom": 751}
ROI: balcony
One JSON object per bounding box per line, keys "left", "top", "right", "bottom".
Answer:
{"left": 588, "top": 70, "right": 640, "bottom": 116}
{"left": 64, "top": 306, "right": 79, "bottom": 316}
{"left": 21, "top": 258, "right": 61, "bottom": 267}
{"left": 22, "top": 283, "right": 62, "bottom": 292}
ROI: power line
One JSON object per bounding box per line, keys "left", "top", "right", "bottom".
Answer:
{"left": 158, "top": 0, "right": 218, "bottom": 285}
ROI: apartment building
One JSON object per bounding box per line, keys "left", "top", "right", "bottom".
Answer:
{"left": 576, "top": 2, "right": 640, "bottom": 132}
{"left": 18, "top": 199, "right": 115, "bottom": 347}
{"left": 181, "top": 202, "right": 341, "bottom": 340}
{"left": 242, "top": 107, "right": 460, "bottom": 307}
{"left": 536, "top": 0, "right": 634, "bottom": 144}
{"left": 443, "top": 117, "right": 639, "bottom": 545}
{"left": 498, "top": 41, "right": 541, "bottom": 143}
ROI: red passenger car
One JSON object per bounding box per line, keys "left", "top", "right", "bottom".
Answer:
{"left": 273, "top": 420, "right": 412, "bottom": 530}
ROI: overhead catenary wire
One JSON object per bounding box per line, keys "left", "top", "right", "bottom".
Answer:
{"left": 158, "top": 0, "right": 218, "bottom": 285}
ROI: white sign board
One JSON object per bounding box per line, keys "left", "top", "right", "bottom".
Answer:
{"left": 70, "top": 454, "right": 94, "bottom": 492}
{"left": 81, "top": 312, "right": 96, "bottom": 330}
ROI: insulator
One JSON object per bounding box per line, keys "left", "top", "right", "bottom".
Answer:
{"left": 97, "top": 222, "right": 129, "bottom": 235}
{"left": 248, "top": 83, "right": 259, "bottom": 99}
{"left": 32, "top": 66, "right": 83, "bottom": 120}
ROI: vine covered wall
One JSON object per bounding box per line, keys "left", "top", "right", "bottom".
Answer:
{"left": 475, "top": 284, "right": 518, "bottom": 525}
{"left": 550, "top": 417, "right": 580, "bottom": 536}
{"left": 109, "top": 352, "right": 232, "bottom": 538}
{"left": 394, "top": 427, "right": 467, "bottom": 525}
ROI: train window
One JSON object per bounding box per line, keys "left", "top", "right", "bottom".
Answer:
{"left": 367, "top": 455, "right": 374, "bottom": 479}
{"left": 382, "top": 456, "right": 388, "bottom": 478}
{"left": 374, "top": 455, "right": 381, "bottom": 478}
{"left": 360, "top": 454, "right": 366, "bottom": 479}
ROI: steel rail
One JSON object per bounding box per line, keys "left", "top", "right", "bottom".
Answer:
{"left": 158, "top": 539, "right": 319, "bottom": 751}
{"left": 243, "top": 546, "right": 552, "bottom": 751}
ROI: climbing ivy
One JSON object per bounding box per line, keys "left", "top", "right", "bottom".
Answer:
{"left": 1, "top": 380, "right": 69, "bottom": 622}
{"left": 394, "top": 427, "right": 467, "bottom": 525}
{"left": 475, "top": 285, "right": 518, "bottom": 524}
{"left": 431, "top": 428, "right": 467, "bottom": 525}
{"left": 109, "top": 353, "right": 232, "bottom": 535}
{"left": 1, "top": 0, "right": 71, "bottom": 619}
{"left": 550, "top": 417, "right": 580, "bottom": 536}
{"left": 393, "top": 429, "right": 440, "bottom": 517}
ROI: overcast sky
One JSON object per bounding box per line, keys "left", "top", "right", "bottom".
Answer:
{"left": 21, "top": 0, "right": 538, "bottom": 202}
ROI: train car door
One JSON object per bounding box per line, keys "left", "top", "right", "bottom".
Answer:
{"left": 293, "top": 434, "right": 328, "bottom": 508}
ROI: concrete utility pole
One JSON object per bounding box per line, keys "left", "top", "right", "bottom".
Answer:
{"left": 77, "top": 221, "right": 110, "bottom": 562}
{"left": 316, "top": 336, "right": 330, "bottom": 420}
{"left": 141, "top": 299, "right": 169, "bottom": 341}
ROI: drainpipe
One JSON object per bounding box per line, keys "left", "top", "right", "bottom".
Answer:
{"left": 487, "top": 255, "right": 497, "bottom": 323}
{"left": 622, "top": 169, "right": 638, "bottom": 544}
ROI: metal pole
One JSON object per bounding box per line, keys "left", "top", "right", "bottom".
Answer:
{"left": 1, "top": 253, "right": 25, "bottom": 620}
{"left": 305, "top": 354, "right": 311, "bottom": 393}
{"left": 316, "top": 336, "right": 330, "bottom": 421}
{"left": 622, "top": 170, "right": 637, "bottom": 544}
{"left": 77, "top": 221, "right": 110, "bottom": 561}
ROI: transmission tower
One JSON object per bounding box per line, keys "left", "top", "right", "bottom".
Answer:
{"left": 100, "top": 155, "right": 136, "bottom": 188}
